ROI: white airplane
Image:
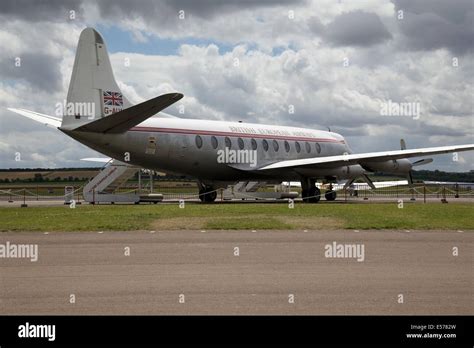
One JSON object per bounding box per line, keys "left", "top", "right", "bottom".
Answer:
{"left": 7, "top": 28, "right": 474, "bottom": 202}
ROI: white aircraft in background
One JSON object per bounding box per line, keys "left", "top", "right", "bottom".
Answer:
{"left": 7, "top": 28, "right": 474, "bottom": 202}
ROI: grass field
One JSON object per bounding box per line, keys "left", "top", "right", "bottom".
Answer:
{"left": 0, "top": 203, "right": 472, "bottom": 232}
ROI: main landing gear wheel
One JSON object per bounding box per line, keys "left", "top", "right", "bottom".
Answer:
{"left": 199, "top": 187, "right": 217, "bottom": 203}
{"left": 309, "top": 187, "right": 321, "bottom": 203}
{"left": 325, "top": 190, "right": 337, "bottom": 201}
{"left": 301, "top": 179, "right": 321, "bottom": 203}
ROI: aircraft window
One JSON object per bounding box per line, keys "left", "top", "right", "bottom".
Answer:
{"left": 305, "top": 142, "right": 311, "bottom": 153}
{"left": 195, "top": 135, "right": 203, "bottom": 149}
{"left": 284, "top": 140, "right": 290, "bottom": 152}
{"left": 273, "top": 140, "right": 279, "bottom": 151}
{"left": 315, "top": 142, "right": 321, "bottom": 154}
{"left": 251, "top": 138, "right": 257, "bottom": 150}
{"left": 211, "top": 136, "right": 218, "bottom": 149}
{"left": 225, "top": 137, "right": 232, "bottom": 148}
{"left": 238, "top": 138, "right": 245, "bottom": 150}
{"left": 295, "top": 141, "right": 301, "bottom": 153}
{"left": 262, "top": 139, "right": 269, "bottom": 152}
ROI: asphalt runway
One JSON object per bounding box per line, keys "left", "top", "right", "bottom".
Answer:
{"left": 0, "top": 230, "right": 472, "bottom": 315}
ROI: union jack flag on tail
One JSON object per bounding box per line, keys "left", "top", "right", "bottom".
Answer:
{"left": 103, "top": 91, "right": 123, "bottom": 106}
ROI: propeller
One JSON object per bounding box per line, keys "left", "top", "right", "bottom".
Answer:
{"left": 400, "top": 139, "right": 433, "bottom": 185}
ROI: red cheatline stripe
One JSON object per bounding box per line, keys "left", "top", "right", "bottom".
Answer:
{"left": 130, "top": 126, "right": 344, "bottom": 144}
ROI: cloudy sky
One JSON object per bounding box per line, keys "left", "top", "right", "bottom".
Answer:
{"left": 0, "top": 0, "right": 473, "bottom": 171}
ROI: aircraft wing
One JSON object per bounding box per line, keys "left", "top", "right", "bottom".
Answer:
{"left": 72, "top": 92, "right": 183, "bottom": 133}
{"left": 7, "top": 108, "right": 61, "bottom": 128}
{"left": 259, "top": 144, "right": 474, "bottom": 170}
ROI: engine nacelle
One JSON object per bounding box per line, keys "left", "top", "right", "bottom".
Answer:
{"left": 340, "top": 164, "right": 366, "bottom": 178}
{"left": 362, "top": 159, "right": 412, "bottom": 174}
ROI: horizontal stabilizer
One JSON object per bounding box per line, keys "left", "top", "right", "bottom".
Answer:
{"left": 80, "top": 157, "right": 112, "bottom": 163}
{"left": 7, "top": 108, "right": 61, "bottom": 128}
{"left": 71, "top": 92, "right": 183, "bottom": 133}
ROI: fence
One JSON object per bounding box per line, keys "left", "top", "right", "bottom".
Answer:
{"left": 339, "top": 183, "right": 473, "bottom": 202}
{"left": 0, "top": 182, "right": 473, "bottom": 203}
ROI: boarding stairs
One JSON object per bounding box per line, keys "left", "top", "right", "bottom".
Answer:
{"left": 83, "top": 160, "right": 144, "bottom": 203}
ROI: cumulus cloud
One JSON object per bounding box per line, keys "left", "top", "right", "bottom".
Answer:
{"left": 96, "top": 0, "right": 306, "bottom": 20}
{"left": 1, "top": 53, "right": 63, "bottom": 91}
{"left": 0, "top": 0, "right": 83, "bottom": 22}
{"left": 317, "top": 10, "right": 393, "bottom": 47}
{"left": 392, "top": 0, "right": 474, "bottom": 55}
{"left": 0, "top": 0, "right": 472, "bottom": 171}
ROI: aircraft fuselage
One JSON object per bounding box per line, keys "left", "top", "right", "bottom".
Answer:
{"left": 62, "top": 116, "right": 369, "bottom": 184}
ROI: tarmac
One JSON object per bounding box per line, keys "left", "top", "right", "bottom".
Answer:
{"left": 0, "top": 229, "right": 472, "bottom": 315}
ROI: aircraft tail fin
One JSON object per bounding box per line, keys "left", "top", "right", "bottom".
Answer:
{"left": 62, "top": 27, "right": 132, "bottom": 130}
